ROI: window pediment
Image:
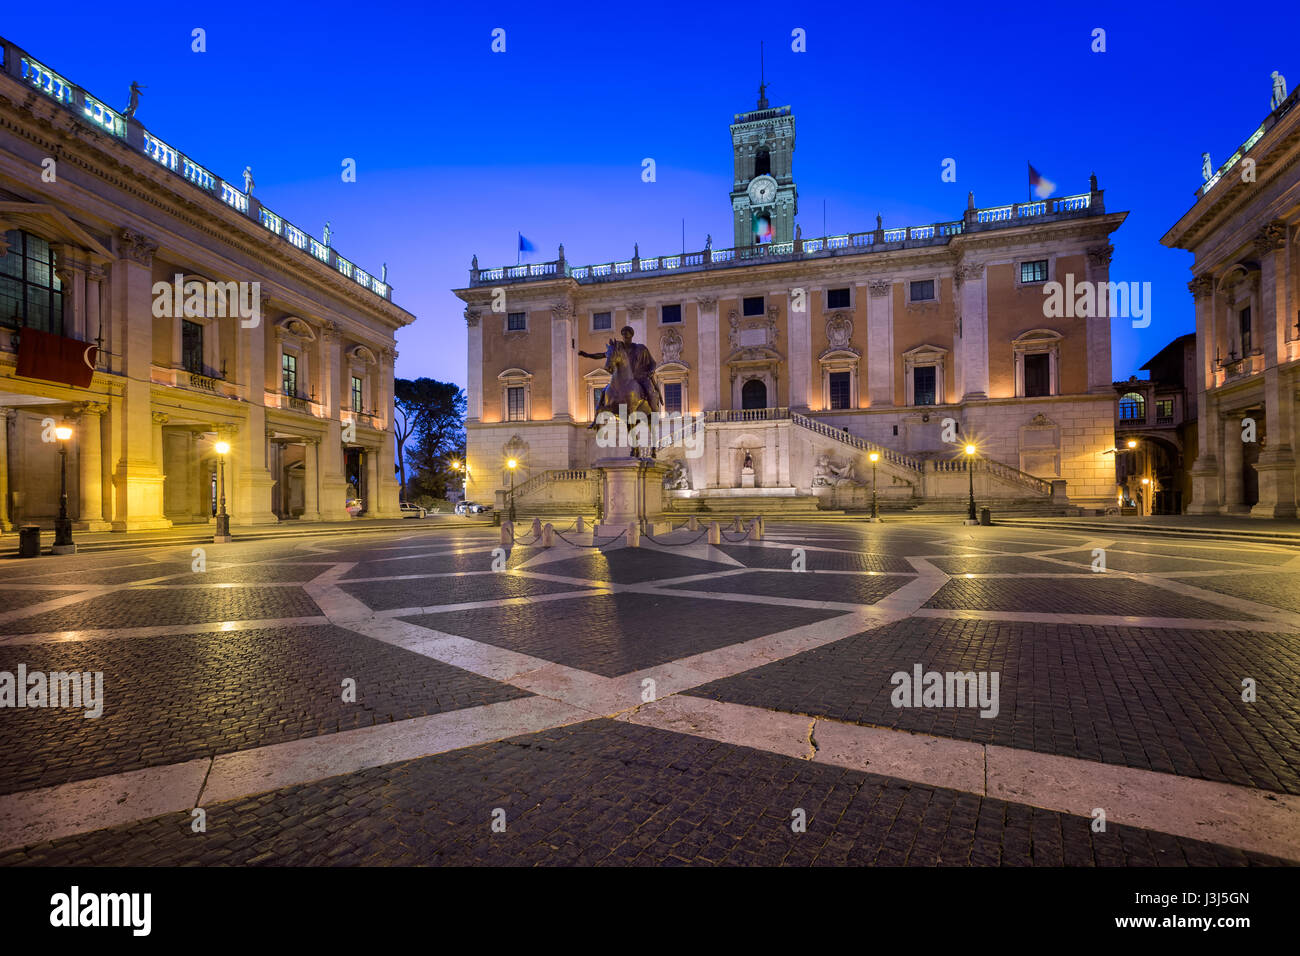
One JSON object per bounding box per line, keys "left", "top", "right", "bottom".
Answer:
{"left": 0, "top": 202, "right": 113, "bottom": 263}
{"left": 277, "top": 316, "right": 317, "bottom": 341}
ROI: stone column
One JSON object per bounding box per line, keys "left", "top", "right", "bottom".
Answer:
{"left": 1222, "top": 412, "right": 1247, "bottom": 513}
{"left": 111, "top": 230, "right": 170, "bottom": 530}
{"left": 625, "top": 303, "right": 646, "bottom": 346}
{"left": 54, "top": 247, "right": 86, "bottom": 342}
{"left": 365, "top": 443, "right": 380, "bottom": 515}
{"left": 695, "top": 296, "right": 720, "bottom": 411}
{"left": 866, "top": 279, "right": 894, "bottom": 406}
{"left": 86, "top": 266, "right": 105, "bottom": 359}
{"left": 956, "top": 263, "right": 988, "bottom": 400}
{"left": 0, "top": 408, "right": 10, "bottom": 532}
{"left": 74, "top": 402, "right": 111, "bottom": 530}
{"left": 301, "top": 438, "right": 321, "bottom": 522}
{"left": 317, "top": 323, "right": 349, "bottom": 520}
{"left": 1250, "top": 222, "right": 1296, "bottom": 517}
{"left": 1185, "top": 275, "right": 1222, "bottom": 514}
{"left": 1085, "top": 245, "right": 1115, "bottom": 394}
{"left": 465, "top": 309, "right": 483, "bottom": 422}
{"left": 550, "top": 301, "right": 575, "bottom": 421}
{"left": 785, "top": 291, "right": 810, "bottom": 411}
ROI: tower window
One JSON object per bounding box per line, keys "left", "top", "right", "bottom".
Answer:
{"left": 755, "top": 149, "right": 771, "bottom": 177}
{"left": 827, "top": 288, "right": 851, "bottom": 309}
{"left": 743, "top": 296, "right": 765, "bottom": 316}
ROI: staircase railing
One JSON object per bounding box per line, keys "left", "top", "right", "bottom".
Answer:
{"left": 790, "top": 412, "right": 925, "bottom": 473}
{"left": 511, "top": 469, "right": 594, "bottom": 501}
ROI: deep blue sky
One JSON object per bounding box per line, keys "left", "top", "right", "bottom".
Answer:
{"left": 5, "top": 2, "right": 1297, "bottom": 388}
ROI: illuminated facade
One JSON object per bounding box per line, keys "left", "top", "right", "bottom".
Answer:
{"left": 0, "top": 36, "right": 414, "bottom": 532}
{"left": 457, "top": 93, "right": 1128, "bottom": 513}
{"left": 1164, "top": 81, "right": 1300, "bottom": 518}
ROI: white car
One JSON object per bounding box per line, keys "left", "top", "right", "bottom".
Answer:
{"left": 399, "top": 502, "right": 427, "bottom": 518}
{"left": 457, "top": 501, "right": 491, "bottom": 515}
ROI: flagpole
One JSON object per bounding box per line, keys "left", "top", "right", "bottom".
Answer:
{"left": 517, "top": 232, "right": 521, "bottom": 266}
{"left": 1027, "top": 162, "right": 1032, "bottom": 203}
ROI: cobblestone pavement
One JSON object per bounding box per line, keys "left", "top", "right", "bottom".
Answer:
{"left": 0, "top": 519, "right": 1297, "bottom": 866}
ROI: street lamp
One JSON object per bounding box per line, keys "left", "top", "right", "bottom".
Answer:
{"left": 506, "top": 458, "right": 518, "bottom": 522}
{"left": 214, "top": 439, "right": 231, "bottom": 542}
{"left": 868, "top": 451, "right": 881, "bottom": 522}
{"left": 53, "top": 423, "right": 76, "bottom": 554}
{"left": 964, "top": 443, "right": 978, "bottom": 525}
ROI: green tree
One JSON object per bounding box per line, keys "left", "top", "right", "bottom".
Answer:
{"left": 394, "top": 377, "right": 465, "bottom": 500}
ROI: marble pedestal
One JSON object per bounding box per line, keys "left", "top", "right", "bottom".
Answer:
{"left": 593, "top": 457, "right": 669, "bottom": 534}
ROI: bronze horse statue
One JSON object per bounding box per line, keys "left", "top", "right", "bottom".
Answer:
{"left": 590, "top": 338, "right": 660, "bottom": 458}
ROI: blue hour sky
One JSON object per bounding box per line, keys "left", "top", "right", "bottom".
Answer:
{"left": 4, "top": 1, "right": 1297, "bottom": 388}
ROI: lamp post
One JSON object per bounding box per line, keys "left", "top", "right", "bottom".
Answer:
{"left": 506, "top": 458, "right": 518, "bottom": 522}
{"left": 964, "top": 443, "right": 978, "bottom": 525}
{"left": 214, "top": 440, "right": 231, "bottom": 542}
{"left": 53, "top": 423, "right": 76, "bottom": 554}
{"left": 868, "top": 451, "right": 881, "bottom": 522}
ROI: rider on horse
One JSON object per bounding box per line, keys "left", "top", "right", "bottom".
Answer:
{"left": 579, "top": 325, "right": 662, "bottom": 426}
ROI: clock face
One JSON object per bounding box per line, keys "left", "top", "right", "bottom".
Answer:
{"left": 748, "top": 175, "right": 777, "bottom": 204}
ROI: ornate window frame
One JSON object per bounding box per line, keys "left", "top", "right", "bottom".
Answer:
{"left": 347, "top": 344, "right": 378, "bottom": 413}
{"left": 905, "top": 276, "right": 940, "bottom": 306}
{"left": 583, "top": 366, "right": 610, "bottom": 421}
{"left": 275, "top": 316, "right": 317, "bottom": 399}
{"left": 903, "top": 343, "right": 948, "bottom": 406}
{"left": 497, "top": 367, "right": 533, "bottom": 422}
{"left": 818, "top": 310, "right": 860, "bottom": 411}
{"left": 1012, "top": 328, "right": 1062, "bottom": 397}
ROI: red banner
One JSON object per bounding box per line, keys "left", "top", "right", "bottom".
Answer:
{"left": 15, "top": 327, "right": 97, "bottom": 389}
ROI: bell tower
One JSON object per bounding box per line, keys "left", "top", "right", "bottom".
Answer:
{"left": 730, "top": 74, "right": 797, "bottom": 248}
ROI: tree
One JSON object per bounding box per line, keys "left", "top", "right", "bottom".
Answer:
{"left": 394, "top": 377, "right": 466, "bottom": 501}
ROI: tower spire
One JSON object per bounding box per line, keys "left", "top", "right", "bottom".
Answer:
{"left": 757, "top": 41, "right": 768, "bottom": 109}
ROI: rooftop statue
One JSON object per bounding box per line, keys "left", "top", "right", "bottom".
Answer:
{"left": 1272, "top": 71, "right": 1288, "bottom": 110}
{"left": 242, "top": 166, "right": 255, "bottom": 194}
{"left": 1201, "top": 152, "right": 1213, "bottom": 182}
{"left": 124, "top": 81, "right": 145, "bottom": 119}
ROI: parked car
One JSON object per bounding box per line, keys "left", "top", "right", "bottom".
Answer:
{"left": 456, "top": 501, "right": 491, "bottom": 515}
{"left": 399, "top": 502, "right": 427, "bottom": 518}
{"left": 345, "top": 498, "right": 364, "bottom": 517}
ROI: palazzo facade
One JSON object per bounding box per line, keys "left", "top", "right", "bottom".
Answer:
{"left": 457, "top": 94, "right": 1127, "bottom": 514}
{"left": 1164, "top": 80, "right": 1300, "bottom": 518}
{"left": 0, "top": 36, "right": 413, "bottom": 532}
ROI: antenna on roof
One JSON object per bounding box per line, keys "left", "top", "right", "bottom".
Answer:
{"left": 757, "top": 41, "right": 769, "bottom": 109}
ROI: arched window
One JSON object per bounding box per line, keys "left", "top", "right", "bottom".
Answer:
{"left": 0, "top": 230, "right": 64, "bottom": 335}
{"left": 754, "top": 149, "right": 771, "bottom": 177}
{"left": 741, "top": 378, "right": 767, "bottom": 410}
{"left": 1119, "top": 392, "right": 1145, "bottom": 421}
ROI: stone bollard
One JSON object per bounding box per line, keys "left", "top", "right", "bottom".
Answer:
{"left": 687, "top": 515, "right": 698, "bottom": 531}
{"left": 541, "top": 522, "right": 555, "bottom": 547}
{"left": 749, "top": 517, "right": 763, "bottom": 540}
{"left": 708, "top": 521, "right": 721, "bottom": 545}
{"left": 499, "top": 520, "right": 513, "bottom": 548}
{"left": 576, "top": 515, "right": 585, "bottom": 533}
{"left": 627, "top": 521, "right": 640, "bottom": 547}
{"left": 757, "top": 514, "right": 765, "bottom": 538}
{"left": 531, "top": 517, "right": 542, "bottom": 538}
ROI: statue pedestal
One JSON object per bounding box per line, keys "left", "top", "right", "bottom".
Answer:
{"left": 740, "top": 469, "right": 755, "bottom": 488}
{"left": 593, "top": 457, "right": 668, "bottom": 533}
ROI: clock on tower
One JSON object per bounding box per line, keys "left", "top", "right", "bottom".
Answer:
{"left": 729, "top": 85, "right": 797, "bottom": 248}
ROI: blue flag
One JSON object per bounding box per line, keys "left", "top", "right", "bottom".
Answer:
{"left": 518, "top": 232, "right": 535, "bottom": 254}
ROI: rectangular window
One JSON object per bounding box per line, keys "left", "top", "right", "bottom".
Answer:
{"left": 592, "top": 311, "right": 611, "bottom": 331}
{"left": 182, "top": 320, "right": 204, "bottom": 373}
{"left": 827, "top": 288, "right": 851, "bottom": 309}
{"left": 351, "top": 375, "right": 363, "bottom": 413}
{"left": 1020, "top": 260, "right": 1049, "bottom": 283}
{"left": 1239, "top": 307, "right": 1252, "bottom": 354}
{"left": 0, "top": 229, "right": 64, "bottom": 336}
{"left": 829, "top": 372, "right": 851, "bottom": 410}
{"left": 1156, "top": 399, "right": 1174, "bottom": 423}
{"left": 506, "top": 386, "right": 525, "bottom": 421}
{"left": 913, "top": 365, "right": 936, "bottom": 406}
{"left": 910, "top": 280, "right": 935, "bottom": 302}
{"left": 742, "top": 296, "right": 765, "bottom": 316}
{"left": 663, "top": 382, "right": 683, "bottom": 414}
{"left": 661, "top": 303, "right": 681, "bottom": 323}
{"left": 1024, "top": 353, "right": 1051, "bottom": 397}
{"left": 507, "top": 311, "right": 526, "bottom": 331}
{"left": 281, "top": 352, "right": 297, "bottom": 396}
